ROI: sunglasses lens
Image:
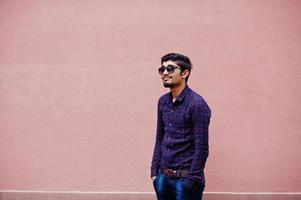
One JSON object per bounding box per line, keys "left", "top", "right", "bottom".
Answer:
{"left": 158, "top": 67, "right": 165, "bottom": 74}
{"left": 158, "top": 65, "right": 177, "bottom": 74}
{"left": 166, "top": 65, "right": 175, "bottom": 73}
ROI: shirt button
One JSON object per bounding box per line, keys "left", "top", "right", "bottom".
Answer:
{"left": 168, "top": 137, "right": 171, "bottom": 140}
{"left": 171, "top": 110, "right": 174, "bottom": 112}
{"left": 168, "top": 149, "right": 170, "bottom": 151}
{"left": 169, "top": 123, "right": 172, "bottom": 126}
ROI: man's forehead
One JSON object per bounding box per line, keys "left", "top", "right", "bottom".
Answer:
{"left": 162, "top": 60, "right": 180, "bottom": 67}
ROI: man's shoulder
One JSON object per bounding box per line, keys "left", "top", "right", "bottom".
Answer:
{"left": 188, "top": 88, "right": 207, "bottom": 103}
{"left": 158, "top": 92, "right": 170, "bottom": 104}
{"left": 188, "top": 88, "right": 211, "bottom": 111}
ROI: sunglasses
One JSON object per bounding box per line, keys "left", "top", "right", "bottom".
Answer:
{"left": 158, "top": 65, "right": 180, "bottom": 75}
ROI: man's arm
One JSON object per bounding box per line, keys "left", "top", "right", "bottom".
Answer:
{"left": 150, "top": 100, "right": 165, "bottom": 178}
{"left": 185, "top": 100, "right": 211, "bottom": 187}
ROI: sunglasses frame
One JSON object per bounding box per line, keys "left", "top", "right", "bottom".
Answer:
{"left": 158, "top": 65, "right": 180, "bottom": 75}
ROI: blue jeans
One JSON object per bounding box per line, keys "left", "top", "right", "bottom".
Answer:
{"left": 153, "top": 172, "right": 205, "bottom": 200}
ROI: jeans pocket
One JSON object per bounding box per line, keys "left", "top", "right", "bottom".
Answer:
{"left": 153, "top": 173, "right": 160, "bottom": 187}
{"left": 182, "top": 178, "right": 193, "bottom": 190}
{"left": 184, "top": 180, "right": 205, "bottom": 192}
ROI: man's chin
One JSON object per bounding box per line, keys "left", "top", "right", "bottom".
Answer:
{"left": 163, "top": 83, "right": 173, "bottom": 88}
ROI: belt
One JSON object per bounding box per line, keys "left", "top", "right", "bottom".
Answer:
{"left": 162, "top": 168, "right": 189, "bottom": 178}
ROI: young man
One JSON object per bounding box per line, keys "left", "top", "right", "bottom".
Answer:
{"left": 151, "top": 53, "right": 211, "bottom": 200}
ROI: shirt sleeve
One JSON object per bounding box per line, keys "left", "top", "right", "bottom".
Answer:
{"left": 186, "top": 100, "right": 211, "bottom": 185}
{"left": 150, "top": 99, "right": 165, "bottom": 177}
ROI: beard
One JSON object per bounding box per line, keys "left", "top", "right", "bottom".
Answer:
{"left": 162, "top": 76, "right": 181, "bottom": 88}
{"left": 163, "top": 82, "right": 173, "bottom": 88}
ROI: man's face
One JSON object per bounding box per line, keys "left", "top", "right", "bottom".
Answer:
{"left": 159, "top": 60, "right": 186, "bottom": 88}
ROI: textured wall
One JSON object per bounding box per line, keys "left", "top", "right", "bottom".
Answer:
{"left": 0, "top": 0, "right": 300, "bottom": 192}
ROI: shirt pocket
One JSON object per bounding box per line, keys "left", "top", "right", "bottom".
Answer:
{"left": 174, "top": 110, "right": 193, "bottom": 139}
{"left": 174, "top": 109, "right": 192, "bottom": 129}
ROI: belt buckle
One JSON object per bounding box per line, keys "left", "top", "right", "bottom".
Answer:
{"left": 164, "top": 169, "right": 179, "bottom": 178}
{"left": 172, "top": 170, "right": 176, "bottom": 176}
{"left": 172, "top": 170, "right": 178, "bottom": 177}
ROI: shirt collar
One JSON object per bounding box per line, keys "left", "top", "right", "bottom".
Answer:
{"left": 169, "top": 84, "right": 190, "bottom": 103}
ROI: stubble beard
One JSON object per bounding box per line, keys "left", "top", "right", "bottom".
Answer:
{"left": 163, "top": 82, "right": 173, "bottom": 88}
{"left": 163, "top": 81, "right": 181, "bottom": 88}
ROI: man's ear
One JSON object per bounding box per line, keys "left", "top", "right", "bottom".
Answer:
{"left": 181, "top": 69, "right": 190, "bottom": 79}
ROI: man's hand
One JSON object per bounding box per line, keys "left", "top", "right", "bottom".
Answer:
{"left": 151, "top": 176, "right": 157, "bottom": 181}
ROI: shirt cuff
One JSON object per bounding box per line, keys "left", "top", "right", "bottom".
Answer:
{"left": 151, "top": 169, "right": 158, "bottom": 178}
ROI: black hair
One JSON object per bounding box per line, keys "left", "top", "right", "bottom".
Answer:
{"left": 161, "top": 53, "right": 192, "bottom": 82}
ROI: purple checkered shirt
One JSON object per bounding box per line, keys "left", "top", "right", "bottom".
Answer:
{"left": 151, "top": 85, "right": 211, "bottom": 186}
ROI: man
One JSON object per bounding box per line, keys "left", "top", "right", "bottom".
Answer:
{"left": 151, "top": 53, "right": 211, "bottom": 200}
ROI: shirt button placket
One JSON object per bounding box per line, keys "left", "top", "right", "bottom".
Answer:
{"left": 168, "top": 108, "right": 173, "bottom": 152}
{"left": 170, "top": 108, "right": 174, "bottom": 127}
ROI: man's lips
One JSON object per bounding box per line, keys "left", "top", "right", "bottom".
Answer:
{"left": 163, "top": 76, "right": 171, "bottom": 81}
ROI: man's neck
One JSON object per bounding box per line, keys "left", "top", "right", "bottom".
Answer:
{"left": 170, "top": 83, "right": 186, "bottom": 102}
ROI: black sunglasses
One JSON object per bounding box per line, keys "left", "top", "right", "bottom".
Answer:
{"left": 158, "top": 65, "right": 180, "bottom": 75}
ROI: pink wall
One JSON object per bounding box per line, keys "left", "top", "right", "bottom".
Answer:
{"left": 0, "top": 0, "right": 300, "bottom": 192}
